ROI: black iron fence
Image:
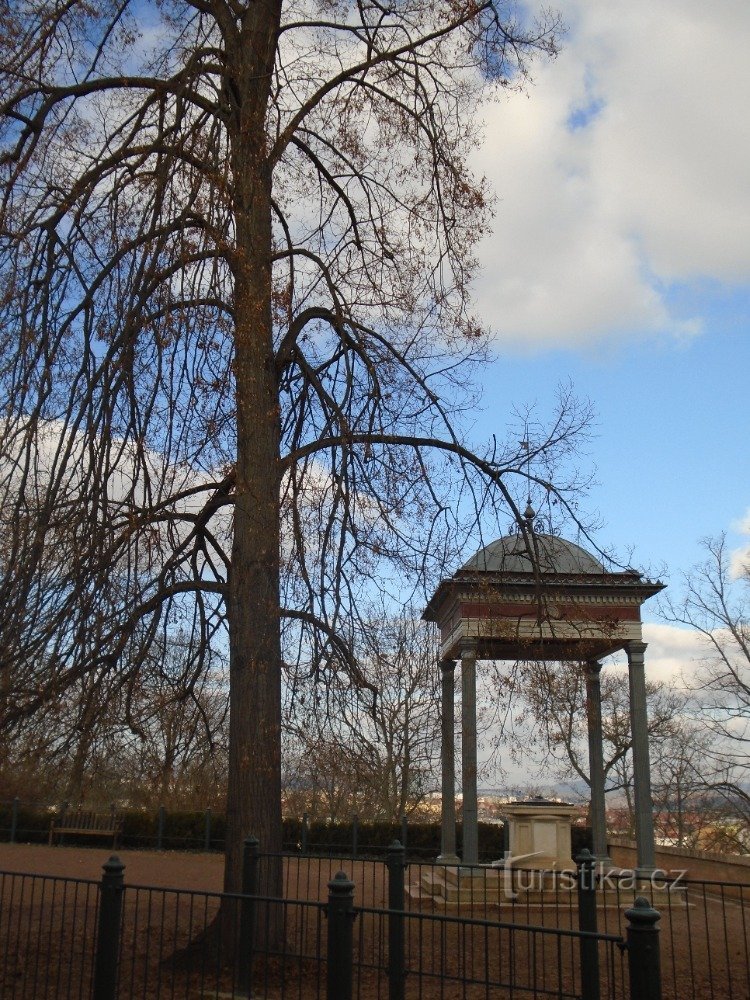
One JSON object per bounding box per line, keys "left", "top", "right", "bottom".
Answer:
{"left": 0, "top": 844, "right": 664, "bottom": 1000}
{"left": 272, "top": 845, "right": 750, "bottom": 1000}
{"left": 4, "top": 837, "right": 748, "bottom": 999}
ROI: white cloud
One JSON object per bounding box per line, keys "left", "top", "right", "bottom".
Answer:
{"left": 472, "top": 0, "right": 750, "bottom": 349}
{"left": 0, "top": 418, "right": 232, "bottom": 583}
{"left": 606, "top": 622, "right": 707, "bottom": 685}
{"left": 730, "top": 508, "right": 750, "bottom": 577}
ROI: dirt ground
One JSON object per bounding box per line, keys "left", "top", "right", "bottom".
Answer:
{"left": 0, "top": 841, "right": 225, "bottom": 890}
{"left": 1, "top": 843, "right": 748, "bottom": 999}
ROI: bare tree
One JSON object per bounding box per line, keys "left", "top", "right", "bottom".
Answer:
{"left": 0, "top": 630, "right": 228, "bottom": 810}
{"left": 662, "top": 535, "right": 750, "bottom": 833}
{"left": 490, "top": 661, "right": 687, "bottom": 832}
{"left": 0, "top": 1, "right": 596, "bottom": 894}
{"left": 284, "top": 611, "right": 441, "bottom": 822}
{"left": 117, "top": 635, "right": 229, "bottom": 810}
{"left": 649, "top": 717, "right": 737, "bottom": 850}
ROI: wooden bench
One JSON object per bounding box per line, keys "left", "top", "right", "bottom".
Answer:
{"left": 48, "top": 809, "right": 123, "bottom": 848}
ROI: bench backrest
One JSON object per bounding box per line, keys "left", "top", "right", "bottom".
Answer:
{"left": 53, "top": 810, "right": 123, "bottom": 830}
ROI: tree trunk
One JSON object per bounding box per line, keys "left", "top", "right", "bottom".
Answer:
{"left": 224, "top": 2, "right": 284, "bottom": 900}
{"left": 225, "top": 220, "right": 283, "bottom": 895}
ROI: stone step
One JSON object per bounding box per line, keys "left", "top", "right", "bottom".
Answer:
{"left": 404, "top": 883, "right": 436, "bottom": 902}
{"left": 441, "top": 883, "right": 507, "bottom": 904}
{"left": 442, "top": 866, "right": 503, "bottom": 889}
{"left": 415, "top": 865, "right": 688, "bottom": 908}
{"left": 420, "top": 867, "right": 509, "bottom": 904}
{"left": 418, "top": 871, "right": 447, "bottom": 896}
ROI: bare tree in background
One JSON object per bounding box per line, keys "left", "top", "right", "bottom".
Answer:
{"left": 284, "top": 611, "right": 441, "bottom": 822}
{"left": 649, "top": 716, "right": 738, "bottom": 851}
{"left": 0, "top": 1, "right": 597, "bottom": 894}
{"left": 0, "top": 631, "right": 228, "bottom": 809}
{"left": 489, "top": 661, "right": 687, "bottom": 834}
{"left": 662, "top": 535, "right": 750, "bottom": 835}
{"left": 118, "top": 635, "right": 229, "bottom": 809}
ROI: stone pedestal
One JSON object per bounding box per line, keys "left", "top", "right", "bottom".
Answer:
{"left": 503, "top": 798, "right": 578, "bottom": 871}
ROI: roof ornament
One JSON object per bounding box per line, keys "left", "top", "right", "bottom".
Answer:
{"left": 508, "top": 501, "right": 548, "bottom": 536}
{"left": 506, "top": 430, "right": 559, "bottom": 536}
{"left": 510, "top": 432, "right": 539, "bottom": 534}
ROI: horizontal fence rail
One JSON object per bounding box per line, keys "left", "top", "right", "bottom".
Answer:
{"left": 354, "top": 902, "right": 627, "bottom": 1000}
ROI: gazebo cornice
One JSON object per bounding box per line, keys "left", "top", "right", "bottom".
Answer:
{"left": 423, "top": 569, "right": 665, "bottom": 624}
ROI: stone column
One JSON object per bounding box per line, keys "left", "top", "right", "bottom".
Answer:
{"left": 460, "top": 640, "right": 479, "bottom": 866}
{"left": 584, "top": 660, "right": 611, "bottom": 866}
{"left": 627, "top": 640, "right": 656, "bottom": 875}
{"left": 438, "top": 658, "right": 459, "bottom": 862}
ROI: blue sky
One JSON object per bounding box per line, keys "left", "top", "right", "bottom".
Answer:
{"left": 463, "top": 0, "right": 750, "bottom": 634}
{"left": 475, "top": 318, "right": 750, "bottom": 592}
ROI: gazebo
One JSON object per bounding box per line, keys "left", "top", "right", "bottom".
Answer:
{"left": 422, "top": 516, "right": 664, "bottom": 875}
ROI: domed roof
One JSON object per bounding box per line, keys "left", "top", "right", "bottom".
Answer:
{"left": 462, "top": 532, "right": 606, "bottom": 575}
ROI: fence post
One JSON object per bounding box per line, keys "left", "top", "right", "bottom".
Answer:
{"left": 204, "top": 808, "right": 212, "bottom": 851}
{"left": 156, "top": 805, "right": 165, "bottom": 851}
{"left": 387, "top": 840, "right": 407, "bottom": 1000}
{"left": 238, "top": 834, "right": 259, "bottom": 996}
{"left": 110, "top": 803, "right": 118, "bottom": 849}
{"left": 92, "top": 855, "right": 125, "bottom": 1000}
{"left": 327, "top": 871, "right": 355, "bottom": 1000}
{"left": 576, "top": 849, "right": 600, "bottom": 1000}
{"left": 352, "top": 815, "right": 358, "bottom": 857}
{"left": 302, "top": 813, "right": 309, "bottom": 853}
{"left": 10, "top": 797, "right": 18, "bottom": 843}
{"left": 625, "top": 897, "right": 661, "bottom": 1000}
{"left": 59, "top": 800, "right": 69, "bottom": 847}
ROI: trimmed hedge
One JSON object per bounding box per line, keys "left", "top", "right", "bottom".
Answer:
{"left": 0, "top": 802, "right": 225, "bottom": 850}
{"left": 284, "top": 818, "right": 593, "bottom": 860}
{"left": 284, "top": 817, "right": 506, "bottom": 858}
{"left": 0, "top": 802, "right": 51, "bottom": 844}
{"left": 0, "top": 799, "right": 592, "bottom": 862}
